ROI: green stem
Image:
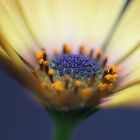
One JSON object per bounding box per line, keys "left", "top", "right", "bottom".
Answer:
{"left": 53, "top": 119, "right": 77, "bottom": 140}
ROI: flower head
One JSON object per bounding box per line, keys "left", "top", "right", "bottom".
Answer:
{"left": 32, "top": 45, "right": 121, "bottom": 112}
{"left": 1, "top": 0, "right": 140, "bottom": 139}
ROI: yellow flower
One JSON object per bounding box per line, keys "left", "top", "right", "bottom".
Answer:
{"left": 1, "top": 1, "right": 140, "bottom": 139}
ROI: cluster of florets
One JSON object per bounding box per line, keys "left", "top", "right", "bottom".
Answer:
{"left": 32, "top": 44, "right": 120, "bottom": 110}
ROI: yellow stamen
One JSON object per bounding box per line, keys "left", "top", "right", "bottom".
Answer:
{"left": 106, "top": 83, "right": 113, "bottom": 90}
{"left": 104, "top": 68, "right": 110, "bottom": 73}
{"left": 109, "top": 64, "right": 115, "bottom": 73}
{"left": 74, "top": 80, "right": 82, "bottom": 93}
{"left": 48, "top": 69, "right": 55, "bottom": 83}
{"left": 80, "top": 88, "right": 93, "bottom": 97}
{"left": 75, "top": 80, "right": 82, "bottom": 87}
{"left": 44, "top": 61, "right": 49, "bottom": 74}
{"left": 98, "top": 83, "right": 113, "bottom": 91}
{"left": 79, "top": 46, "right": 87, "bottom": 55}
{"left": 98, "top": 83, "right": 107, "bottom": 91}
{"left": 36, "top": 50, "right": 44, "bottom": 60}
{"left": 36, "top": 50, "right": 47, "bottom": 60}
{"left": 39, "top": 59, "right": 44, "bottom": 71}
{"left": 42, "top": 50, "right": 47, "bottom": 60}
{"left": 63, "top": 44, "right": 72, "bottom": 54}
{"left": 51, "top": 80, "right": 64, "bottom": 92}
{"left": 39, "top": 59, "right": 44, "bottom": 65}
{"left": 96, "top": 48, "right": 102, "bottom": 60}
{"left": 102, "top": 56, "right": 108, "bottom": 67}
{"left": 48, "top": 69, "right": 54, "bottom": 76}
{"left": 104, "top": 74, "right": 118, "bottom": 82}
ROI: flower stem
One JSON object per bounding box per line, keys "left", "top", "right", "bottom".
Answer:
{"left": 53, "top": 118, "right": 77, "bottom": 140}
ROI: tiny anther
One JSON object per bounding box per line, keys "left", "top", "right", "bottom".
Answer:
{"left": 89, "top": 49, "right": 94, "bottom": 58}
{"left": 51, "top": 80, "right": 64, "bottom": 93}
{"left": 48, "top": 69, "right": 55, "bottom": 83}
{"left": 109, "top": 64, "right": 115, "bottom": 74}
{"left": 44, "top": 61, "right": 49, "bottom": 74}
{"left": 63, "top": 44, "right": 72, "bottom": 54}
{"left": 42, "top": 50, "right": 47, "bottom": 60}
{"left": 74, "top": 80, "right": 82, "bottom": 93}
{"left": 96, "top": 48, "right": 102, "bottom": 60}
{"left": 39, "top": 59, "right": 44, "bottom": 71}
{"left": 107, "top": 83, "right": 113, "bottom": 90}
{"left": 36, "top": 50, "right": 44, "bottom": 60}
{"left": 75, "top": 80, "right": 82, "bottom": 87}
{"left": 98, "top": 83, "right": 107, "bottom": 91}
{"left": 104, "top": 74, "right": 118, "bottom": 82}
{"left": 102, "top": 56, "right": 108, "bottom": 67}
{"left": 104, "top": 74, "right": 112, "bottom": 81}
{"left": 103, "top": 68, "right": 110, "bottom": 77}
{"left": 80, "top": 88, "right": 93, "bottom": 99}
{"left": 79, "top": 46, "right": 87, "bottom": 55}
{"left": 81, "top": 88, "right": 93, "bottom": 95}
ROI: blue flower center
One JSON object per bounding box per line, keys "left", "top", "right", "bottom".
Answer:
{"left": 51, "top": 54, "right": 102, "bottom": 80}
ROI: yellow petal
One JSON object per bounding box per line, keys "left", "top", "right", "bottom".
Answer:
{"left": 106, "top": 0, "right": 140, "bottom": 64}
{"left": 0, "top": 45, "right": 49, "bottom": 104}
{"left": 100, "top": 84, "right": 140, "bottom": 108}
{"left": 0, "top": 0, "right": 124, "bottom": 50}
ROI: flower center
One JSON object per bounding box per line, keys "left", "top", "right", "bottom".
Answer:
{"left": 51, "top": 54, "right": 102, "bottom": 80}
{"left": 34, "top": 44, "right": 121, "bottom": 110}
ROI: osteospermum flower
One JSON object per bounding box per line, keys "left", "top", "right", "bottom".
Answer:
{"left": 1, "top": 0, "right": 140, "bottom": 140}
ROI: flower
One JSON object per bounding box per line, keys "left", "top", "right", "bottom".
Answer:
{"left": 1, "top": 0, "right": 140, "bottom": 140}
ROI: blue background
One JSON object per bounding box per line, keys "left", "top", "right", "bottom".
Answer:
{"left": 0, "top": 69, "right": 140, "bottom": 140}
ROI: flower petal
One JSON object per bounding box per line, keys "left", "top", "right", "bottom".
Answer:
{"left": 106, "top": 0, "right": 140, "bottom": 64}
{"left": 0, "top": 0, "right": 124, "bottom": 50}
{"left": 0, "top": 47, "right": 50, "bottom": 105}
{"left": 100, "top": 84, "right": 140, "bottom": 108}
{"left": 0, "top": 0, "right": 38, "bottom": 60}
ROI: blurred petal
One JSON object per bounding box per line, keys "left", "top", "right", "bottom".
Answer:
{"left": 0, "top": 0, "right": 38, "bottom": 59}
{"left": 106, "top": 0, "right": 140, "bottom": 64}
{"left": 0, "top": 0, "right": 124, "bottom": 50}
{"left": 112, "top": 43, "right": 140, "bottom": 90}
{"left": 100, "top": 84, "right": 140, "bottom": 108}
{"left": 0, "top": 33, "right": 38, "bottom": 91}
{"left": 0, "top": 45, "right": 49, "bottom": 104}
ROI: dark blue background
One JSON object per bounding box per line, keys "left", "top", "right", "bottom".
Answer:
{"left": 1, "top": 69, "right": 140, "bottom": 140}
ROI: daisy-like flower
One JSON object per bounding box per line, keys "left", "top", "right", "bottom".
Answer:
{"left": 1, "top": 0, "right": 140, "bottom": 140}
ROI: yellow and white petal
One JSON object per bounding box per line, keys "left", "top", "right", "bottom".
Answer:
{"left": 106, "top": 0, "right": 140, "bottom": 64}
{"left": 0, "top": 0, "right": 125, "bottom": 53}
{"left": 100, "top": 84, "right": 140, "bottom": 108}
{"left": 0, "top": 45, "right": 49, "bottom": 104}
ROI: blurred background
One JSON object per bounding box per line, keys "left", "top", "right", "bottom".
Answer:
{"left": 1, "top": 69, "right": 140, "bottom": 140}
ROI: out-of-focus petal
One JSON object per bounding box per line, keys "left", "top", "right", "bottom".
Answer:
{"left": 0, "top": 0, "right": 124, "bottom": 51}
{"left": 0, "top": 46, "right": 49, "bottom": 104}
{"left": 0, "top": 0, "right": 38, "bottom": 59}
{"left": 100, "top": 84, "right": 140, "bottom": 108}
{"left": 106, "top": 0, "right": 140, "bottom": 64}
